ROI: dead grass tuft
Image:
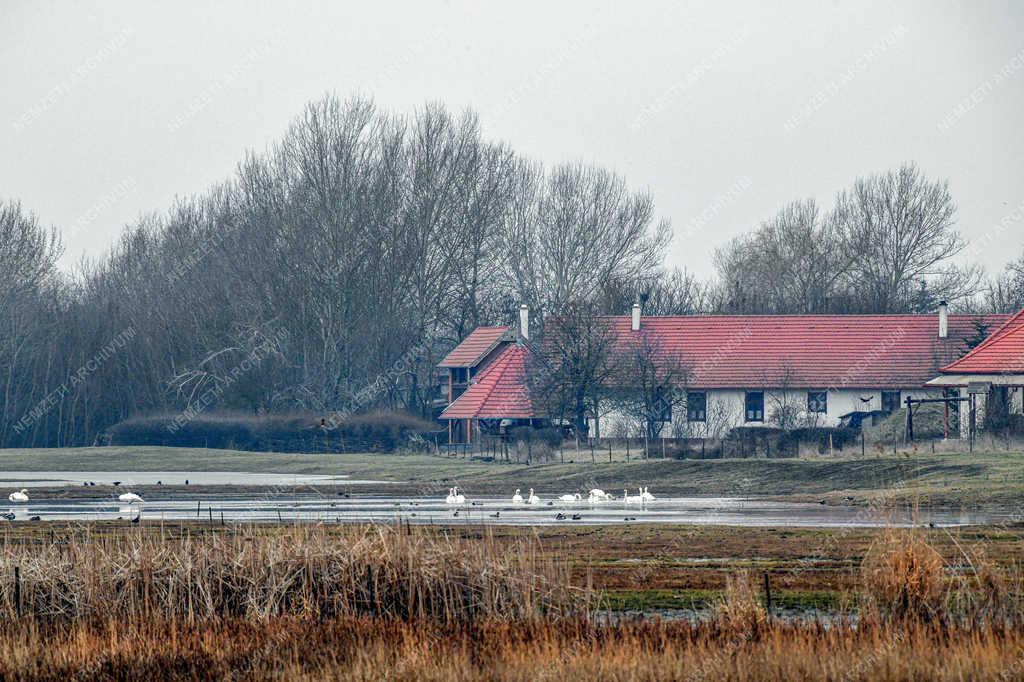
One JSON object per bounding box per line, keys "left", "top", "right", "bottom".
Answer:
{"left": 861, "top": 528, "right": 945, "bottom": 623}
{"left": 712, "top": 571, "right": 768, "bottom": 635}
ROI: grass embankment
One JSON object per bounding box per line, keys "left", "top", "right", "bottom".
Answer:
{"left": 3, "top": 445, "right": 1024, "bottom": 508}
{"left": 1, "top": 523, "right": 1023, "bottom": 679}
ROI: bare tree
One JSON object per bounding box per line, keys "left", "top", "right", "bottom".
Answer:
{"left": 984, "top": 249, "right": 1024, "bottom": 313}
{"left": 530, "top": 300, "right": 619, "bottom": 438}
{"left": 834, "top": 163, "right": 980, "bottom": 312}
{"left": 502, "top": 162, "right": 671, "bottom": 314}
{"left": 714, "top": 199, "right": 853, "bottom": 313}
{"left": 675, "top": 396, "right": 738, "bottom": 440}
{"left": 612, "top": 330, "right": 691, "bottom": 440}
{"left": 599, "top": 267, "right": 714, "bottom": 315}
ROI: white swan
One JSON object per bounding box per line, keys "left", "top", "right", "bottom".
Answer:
{"left": 511, "top": 488, "right": 524, "bottom": 504}
{"left": 118, "top": 492, "right": 144, "bottom": 505}
{"left": 558, "top": 493, "right": 582, "bottom": 503}
{"left": 452, "top": 486, "right": 466, "bottom": 505}
{"left": 445, "top": 488, "right": 459, "bottom": 504}
{"left": 641, "top": 486, "right": 656, "bottom": 502}
{"left": 526, "top": 488, "right": 540, "bottom": 505}
{"left": 588, "top": 489, "right": 612, "bottom": 501}
{"left": 8, "top": 489, "right": 28, "bottom": 503}
{"left": 623, "top": 489, "right": 644, "bottom": 505}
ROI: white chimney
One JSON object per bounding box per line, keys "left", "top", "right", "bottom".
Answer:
{"left": 631, "top": 302, "right": 641, "bottom": 331}
{"left": 938, "top": 301, "right": 948, "bottom": 339}
{"left": 519, "top": 304, "right": 530, "bottom": 340}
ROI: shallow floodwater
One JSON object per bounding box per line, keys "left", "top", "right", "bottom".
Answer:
{"left": 0, "top": 493, "right": 1010, "bottom": 527}
{"left": 0, "top": 471, "right": 383, "bottom": 487}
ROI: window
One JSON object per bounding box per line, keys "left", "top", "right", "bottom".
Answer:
{"left": 881, "top": 390, "right": 901, "bottom": 414}
{"left": 745, "top": 391, "right": 764, "bottom": 422}
{"left": 651, "top": 386, "right": 672, "bottom": 423}
{"left": 807, "top": 391, "right": 828, "bottom": 414}
{"left": 687, "top": 392, "right": 707, "bottom": 422}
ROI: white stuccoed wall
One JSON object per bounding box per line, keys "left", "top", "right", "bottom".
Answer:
{"left": 591, "top": 387, "right": 946, "bottom": 437}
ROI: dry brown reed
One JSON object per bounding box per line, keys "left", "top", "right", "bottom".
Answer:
{"left": 1, "top": 524, "right": 1024, "bottom": 679}
{"left": 2, "top": 616, "right": 1024, "bottom": 681}
{"left": 0, "top": 524, "right": 591, "bottom": 623}
{"left": 861, "top": 527, "right": 946, "bottom": 622}
{"left": 711, "top": 571, "right": 768, "bottom": 635}
{"left": 861, "top": 526, "right": 1023, "bottom": 627}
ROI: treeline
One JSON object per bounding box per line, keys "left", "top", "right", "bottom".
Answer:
{"left": 1, "top": 94, "right": 1022, "bottom": 448}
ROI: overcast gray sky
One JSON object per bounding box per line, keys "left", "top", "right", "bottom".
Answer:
{"left": 2, "top": 0, "right": 1023, "bottom": 278}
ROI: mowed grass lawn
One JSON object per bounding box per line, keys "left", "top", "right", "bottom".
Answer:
{"left": 2, "top": 445, "right": 1023, "bottom": 507}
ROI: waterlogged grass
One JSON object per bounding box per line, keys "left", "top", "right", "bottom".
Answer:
{"left": 601, "top": 588, "right": 844, "bottom": 612}
{"left": 0, "top": 523, "right": 1022, "bottom": 679}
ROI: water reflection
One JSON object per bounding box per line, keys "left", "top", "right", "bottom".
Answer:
{"left": 0, "top": 471, "right": 384, "bottom": 487}
{"left": 0, "top": 495, "right": 1008, "bottom": 527}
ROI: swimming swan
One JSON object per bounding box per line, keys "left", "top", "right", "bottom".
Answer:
{"left": 445, "top": 488, "right": 459, "bottom": 504}
{"left": 511, "top": 489, "right": 524, "bottom": 504}
{"left": 558, "top": 493, "right": 582, "bottom": 503}
{"left": 640, "top": 487, "right": 656, "bottom": 502}
{"left": 588, "top": 489, "right": 612, "bottom": 502}
{"left": 118, "top": 492, "right": 144, "bottom": 505}
{"left": 451, "top": 486, "right": 466, "bottom": 504}
{"left": 526, "top": 488, "right": 540, "bottom": 505}
{"left": 623, "top": 489, "right": 644, "bottom": 505}
{"left": 8, "top": 489, "right": 28, "bottom": 503}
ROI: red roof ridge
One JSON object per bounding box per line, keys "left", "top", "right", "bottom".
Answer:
{"left": 939, "top": 306, "right": 1024, "bottom": 374}
{"left": 441, "top": 343, "right": 536, "bottom": 419}
{"left": 438, "top": 325, "right": 511, "bottom": 368}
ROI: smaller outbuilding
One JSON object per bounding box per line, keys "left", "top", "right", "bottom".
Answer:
{"left": 928, "top": 306, "right": 1024, "bottom": 437}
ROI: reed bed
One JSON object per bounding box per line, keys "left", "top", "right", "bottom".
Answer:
{"left": 2, "top": 616, "right": 1024, "bottom": 681}
{"left": 0, "top": 524, "right": 590, "bottom": 623}
{"left": 2, "top": 524, "right": 1023, "bottom": 679}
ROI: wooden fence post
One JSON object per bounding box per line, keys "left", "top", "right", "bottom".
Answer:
{"left": 14, "top": 566, "right": 21, "bottom": 618}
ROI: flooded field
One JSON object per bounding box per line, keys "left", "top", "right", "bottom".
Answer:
{"left": 1, "top": 490, "right": 1010, "bottom": 526}
{"left": 0, "top": 470, "right": 382, "bottom": 487}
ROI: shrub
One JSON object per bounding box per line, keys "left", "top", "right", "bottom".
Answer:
{"left": 864, "top": 404, "right": 951, "bottom": 445}
{"left": 861, "top": 528, "right": 945, "bottom": 623}
{"left": 106, "top": 410, "right": 439, "bottom": 453}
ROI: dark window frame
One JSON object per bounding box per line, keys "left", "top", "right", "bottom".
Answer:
{"left": 686, "top": 391, "right": 707, "bottom": 422}
{"left": 881, "top": 390, "right": 901, "bottom": 414}
{"left": 807, "top": 390, "right": 828, "bottom": 414}
{"left": 745, "top": 391, "right": 765, "bottom": 423}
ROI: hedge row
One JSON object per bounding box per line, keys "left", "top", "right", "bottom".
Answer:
{"left": 105, "top": 410, "right": 441, "bottom": 453}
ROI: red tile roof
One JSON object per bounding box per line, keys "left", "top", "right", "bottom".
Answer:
{"left": 440, "top": 344, "right": 536, "bottom": 419}
{"left": 576, "top": 314, "right": 1006, "bottom": 389}
{"left": 438, "top": 326, "right": 511, "bottom": 368}
{"left": 939, "top": 307, "right": 1024, "bottom": 375}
